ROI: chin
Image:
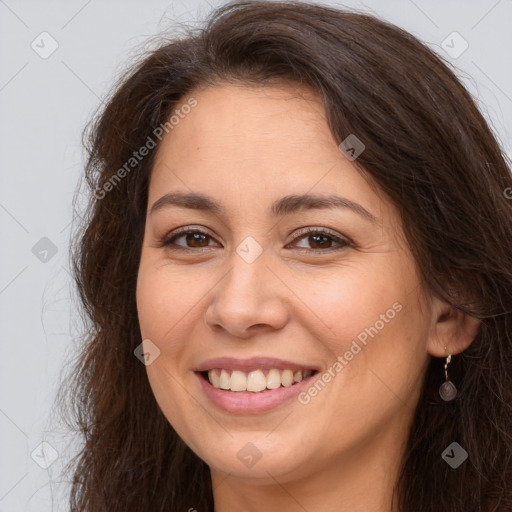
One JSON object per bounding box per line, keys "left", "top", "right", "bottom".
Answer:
{"left": 195, "top": 433, "right": 314, "bottom": 482}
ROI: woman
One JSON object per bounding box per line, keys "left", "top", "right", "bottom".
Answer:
{"left": 57, "top": 1, "right": 512, "bottom": 510}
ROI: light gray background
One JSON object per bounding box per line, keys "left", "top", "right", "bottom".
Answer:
{"left": 0, "top": 0, "right": 511, "bottom": 510}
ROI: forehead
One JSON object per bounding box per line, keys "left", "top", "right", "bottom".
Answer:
{"left": 148, "top": 83, "right": 389, "bottom": 223}
{"left": 162, "top": 82, "right": 334, "bottom": 159}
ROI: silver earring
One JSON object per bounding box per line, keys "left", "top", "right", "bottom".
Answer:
{"left": 439, "top": 351, "right": 457, "bottom": 401}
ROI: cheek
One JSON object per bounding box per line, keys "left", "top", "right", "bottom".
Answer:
{"left": 330, "top": 302, "right": 428, "bottom": 427}
{"left": 136, "top": 272, "right": 170, "bottom": 350}
{"left": 301, "top": 262, "right": 428, "bottom": 410}
{"left": 296, "top": 266, "right": 394, "bottom": 353}
{"left": 136, "top": 263, "right": 202, "bottom": 350}
{"left": 136, "top": 267, "right": 205, "bottom": 446}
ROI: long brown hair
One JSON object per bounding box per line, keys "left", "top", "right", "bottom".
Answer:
{"left": 55, "top": 1, "right": 512, "bottom": 510}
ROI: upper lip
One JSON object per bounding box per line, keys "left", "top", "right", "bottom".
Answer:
{"left": 193, "top": 356, "right": 319, "bottom": 373}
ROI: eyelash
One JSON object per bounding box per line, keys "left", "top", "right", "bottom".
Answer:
{"left": 158, "top": 226, "right": 352, "bottom": 253}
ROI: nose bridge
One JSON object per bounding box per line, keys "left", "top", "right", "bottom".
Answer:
{"left": 220, "top": 239, "right": 269, "bottom": 309}
{"left": 205, "top": 236, "right": 288, "bottom": 335}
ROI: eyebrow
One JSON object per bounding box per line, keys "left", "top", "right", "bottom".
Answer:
{"left": 150, "top": 192, "right": 377, "bottom": 223}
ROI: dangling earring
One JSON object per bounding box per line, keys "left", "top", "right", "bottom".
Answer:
{"left": 439, "top": 348, "right": 457, "bottom": 401}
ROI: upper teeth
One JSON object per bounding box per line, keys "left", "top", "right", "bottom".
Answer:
{"left": 207, "top": 369, "right": 313, "bottom": 392}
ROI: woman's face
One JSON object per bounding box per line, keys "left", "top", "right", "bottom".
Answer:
{"left": 136, "top": 83, "right": 437, "bottom": 483}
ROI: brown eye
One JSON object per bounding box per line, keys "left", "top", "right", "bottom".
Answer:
{"left": 161, "top": 228, "right": 219, "bottom": 251}
{"left": 290, "top": 228, "right": 351, "bottom": 252}
{"left": 182, "top": 232, "right": 210, "bottom": 248}
{"left": 306, "top": 233, "right": 334, "bottom": 249}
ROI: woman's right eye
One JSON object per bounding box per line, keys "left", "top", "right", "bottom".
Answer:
{"left": 160, "top": 228, "right": 219, "bottom": 251}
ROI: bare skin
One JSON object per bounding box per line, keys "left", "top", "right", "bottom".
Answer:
{"left": 136, "top": 82, "right": 480, "bottom": 512}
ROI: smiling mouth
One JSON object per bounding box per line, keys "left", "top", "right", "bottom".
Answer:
{"left": 198, "top": 368, "right": 319, "bottom": 393}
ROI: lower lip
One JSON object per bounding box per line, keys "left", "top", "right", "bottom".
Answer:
{"left": 196, "top": 372, "right": 316, "bottom": 414}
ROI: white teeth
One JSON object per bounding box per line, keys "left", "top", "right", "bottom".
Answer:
{"left": 247, "top": 370, "right": 267, "bottom": 392}
{"left": 208, "top": 369, "right": 220, "bottom": 388}
{"left": 266, "top": 369, "right": 281, "bottom": 389}
{"left": 281, "top": 369, "right": 294, "bottom": 387}
{"left": 206, "top": 368, "right": 314, "bottom": 392}
{"left": 219, "top": 369, "right": 230, "bottom": 390}
{"left": 230, "top": 370, "right": 247, "bottom": 391}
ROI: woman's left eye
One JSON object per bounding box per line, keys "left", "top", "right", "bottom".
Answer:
{"left": 289, "top": 228, "right": 351, "bottom": 251}
{"left": 159, "top": 227, "right": 351, "bottom": 252}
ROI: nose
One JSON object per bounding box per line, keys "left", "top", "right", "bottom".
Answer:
{"left": 204, "top": 248, "right": 289, "bottom": 339}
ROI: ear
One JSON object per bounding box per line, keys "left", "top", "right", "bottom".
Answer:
{"left": 427, "top": 296, "right": 482, "bottom": 357}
